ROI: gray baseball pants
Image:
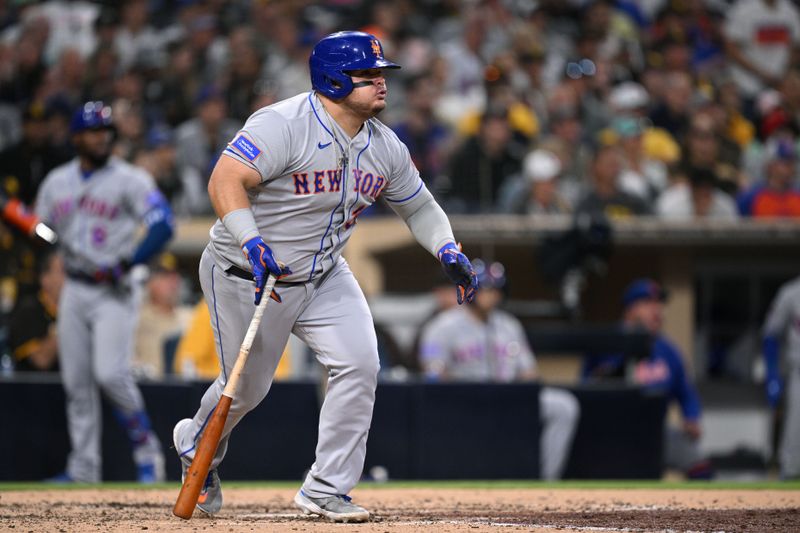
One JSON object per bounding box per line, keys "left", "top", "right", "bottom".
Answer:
{"left": 780, "top": 363, "right": 800, "bottom": 478}
{"left": 58, "top": 279, "right": 159, "bottom": 482}
{"left": 540, "top": 387, "right": 581, "bottom": 480}
{"left": 176, "top": 249, "right": 379, "bottom": 497}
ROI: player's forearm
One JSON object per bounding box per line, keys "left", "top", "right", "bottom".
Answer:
{"left": 390, "top": 186, "right": 456, "bottom": 257}
{"left": 209, "top": 175, "right": 253, "bottom": 220}
{"left": 678, "top": 385, "right": 702, "bottom": 421}
{"left": 763, "top": 335, "right": 780, "bottom": 376}
{"left": 131, "top": 195, "right": 174, "bottom": 266}
{"left": 209, "top": 157, "right": 263, "bottom": 245}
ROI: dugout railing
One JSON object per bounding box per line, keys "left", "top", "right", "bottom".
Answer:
{"left": 1, "top": 375, "right": 666, "bottom": 481}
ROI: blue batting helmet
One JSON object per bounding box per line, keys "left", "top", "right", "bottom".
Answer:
{"left": 472, "top": 259, "right": 506, "bottom": 290}
{"left": 309, "top": 31, "right": 400, "bottom": 100}
{"left": 70, "top": 101, "right": 113, "bottom": 134}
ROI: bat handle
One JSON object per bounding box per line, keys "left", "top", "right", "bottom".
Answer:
{"left": 221, "top": 273, "right": 276, "bottom": 398}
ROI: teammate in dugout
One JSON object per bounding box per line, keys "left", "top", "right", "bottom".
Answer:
{"left": 171, "top": 31, "right": 478, "bottom": 522}
{"left": 418, "top": 260, "right": 581, "bottom": 480}
{"left": 581, "top": 279, "right": 713, "bottom": 479}
{"left": 34, "top": 101, "right": 175, "bottom": 483}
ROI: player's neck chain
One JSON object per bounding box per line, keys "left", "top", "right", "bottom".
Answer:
{"left": 321, "top": 104, "right": 349, "bottom": 173}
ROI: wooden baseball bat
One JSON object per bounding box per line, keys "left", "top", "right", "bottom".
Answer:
{"left": 173, "top": 273, "right": 278, "bottom": 519}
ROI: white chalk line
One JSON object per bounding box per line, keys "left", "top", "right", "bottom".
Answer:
{"left": 237, "top": 513, "right": 727, "bottom": 533}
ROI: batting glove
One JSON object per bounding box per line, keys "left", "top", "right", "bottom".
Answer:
{"left": 93, "top": 260, "right": 130, "bottom": 285}
{"left": 242, "top": 236, "right": 291, "bottom": 305}
{"left": 438, "top": 242, "right": 478, "bottom": 304}
{"left": 766, "top": 374, "right": 783, "bottom": 408}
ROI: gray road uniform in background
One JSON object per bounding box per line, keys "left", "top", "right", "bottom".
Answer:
{"left": 35, "top": 156, "right": 168, "bottom": 483}
{"left": 174, "top": 90, "right": 466, "bottom": 504}
{"left": 419, "top": 306, "right": 581, "bottom": 480}
{"left": 763, "top": 275, "right": 800, "bottom": 479}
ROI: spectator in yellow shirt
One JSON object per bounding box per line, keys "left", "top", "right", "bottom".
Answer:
{"left": 174, "top": 300, "right": 291, "bottom": 380}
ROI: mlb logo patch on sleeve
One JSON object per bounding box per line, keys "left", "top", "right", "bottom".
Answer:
{"left": 231, "top": 135, "right": 262, "bottom": 161}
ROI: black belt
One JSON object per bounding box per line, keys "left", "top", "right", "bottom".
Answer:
{"left": 225, "top": 265, "right": 304, "bottom": 286}
{"left": 66, "top": 269, "right": 103, "bottom": 285}
{"left": 225, "top": 264, "right": 254, "bottom": 281}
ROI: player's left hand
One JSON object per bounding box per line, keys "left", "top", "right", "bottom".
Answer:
{"left": 242, "top": 236, "right": 292, "bottom": 305}
{"left": 438, "top": 242, "right": 478, "bottom": 304}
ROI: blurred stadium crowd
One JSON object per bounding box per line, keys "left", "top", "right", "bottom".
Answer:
{"left": 2, "top": 0, "right": 800, "bottom": 366}
{"left": 3, "top": 0, "right": 800, "bottom": 221}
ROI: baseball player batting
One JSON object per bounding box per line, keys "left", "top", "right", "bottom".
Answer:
{"left": 34, "top": 102, "right": 174, "bottom": 483}
{"left": 171, "top": 31, "right": 478, "bottom": 522}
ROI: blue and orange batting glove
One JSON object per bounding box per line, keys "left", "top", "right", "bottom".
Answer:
{"left": 438, "top": 242, "right": 478, "bottom": 304}
{"left": 242, "top": 236, "right": 292, "bottom": 305}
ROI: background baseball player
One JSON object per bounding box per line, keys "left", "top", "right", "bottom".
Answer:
{"left": 171, "top": 31, "right": 478, "bottom": 521}
{"left": 582, "top": 279, "right": 713, "bottom": 479}
{"left": 762, "top": 275, "right": 800, "bottom": 479}
{"left": 34, "top": 101, "right": 174, "bottom": 483}
{"left": 418, "top": 259, "right": 581, "bottom": 480}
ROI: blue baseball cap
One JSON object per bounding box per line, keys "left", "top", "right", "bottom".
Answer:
{"left": 622, "top": 278, "right": 667, "bottom": 309}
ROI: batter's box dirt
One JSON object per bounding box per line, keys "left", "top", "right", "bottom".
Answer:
{"left": 467, "top": 509, "right": 800, "bottom": 532}
{"left": 1, "top": 486, "right": 799, "bottom": 532}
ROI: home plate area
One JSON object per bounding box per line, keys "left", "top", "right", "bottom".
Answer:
{"left": 2, "top": 487, "right": 799, "bottom": 532}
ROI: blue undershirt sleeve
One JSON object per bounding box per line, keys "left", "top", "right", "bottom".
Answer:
{"left": 131, "top": 201, "right": 175, "bottom": 265}
{"left": 763, "top": 334, "right": 780, "bottom": 378}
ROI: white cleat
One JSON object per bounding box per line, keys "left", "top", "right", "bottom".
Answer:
{"left": 172, "top": 418, "right": 223, "bottom": 514}
{"left": 294, "top": 489, "right": 370, "bottom": 523}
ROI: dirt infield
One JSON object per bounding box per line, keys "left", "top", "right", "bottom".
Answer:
{"left": 2, "top": 486, "right": 800, "bottom": 532}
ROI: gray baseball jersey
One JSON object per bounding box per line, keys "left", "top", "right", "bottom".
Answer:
{"left": 208, "top": 91, "right": 423, "bottom": 281}
{"left": 175, "top": 91, "right": 436, "bottom": 501}
{"left": 763, "top": 275, "right": 800, "bottom": 477}
{"left": 420, "top": 307, "right": 536, "bottom": 382}
{"left": 764, "top": 276, "right": 800, "bottom": 366}
{"left": 36, "top": 157, "right": 162, "bottom": 273}
{"left": 418, "top": 307, "right": 580, "bottom": 479}
{"left": 34, "top": 156, "right": 164, "bottom": 482}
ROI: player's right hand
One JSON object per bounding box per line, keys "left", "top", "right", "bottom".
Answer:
{"left": 242, "top": 236, "right": 291, "bottom": 305}
{"left": 766, "top": 374, "right": 783, "bottom": 408}
{"left": 438, "top": 242, "right": 478, "bottom": 304}
{"left": 93, "top": 260, "right": 130, "bottom": 285}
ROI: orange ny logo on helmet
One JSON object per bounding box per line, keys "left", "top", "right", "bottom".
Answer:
{"left": 371, "top": 39, "right": 382, "bottom": 57}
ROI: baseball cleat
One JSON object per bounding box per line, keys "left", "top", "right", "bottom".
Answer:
{"left": 173, "top": 418, "right": 223, "bottom": 515}
{"left": 294, "top": 489, "right": 370, "bottom": 523}
{"left": 44, "top": 472, "right": 76, "bottom": 484}
{"left": 136, "top": 459, "right": 165, "bottom": 484}
{"left": 134, "top": 431, "right": 166, "bottom": 484}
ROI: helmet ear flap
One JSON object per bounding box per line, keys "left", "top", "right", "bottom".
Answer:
{"left": 322, "top": 70, "right": 353, "bottom": 100}
{"left": 310, "top": 56, "right": 353, "bottom": 99}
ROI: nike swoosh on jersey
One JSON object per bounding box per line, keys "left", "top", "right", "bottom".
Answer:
{"left": 318, "top": 141, "right": 332, "bottom": 149}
